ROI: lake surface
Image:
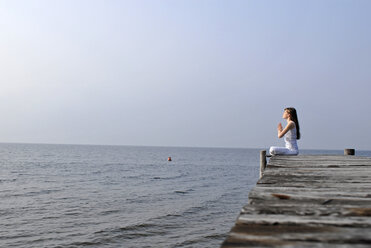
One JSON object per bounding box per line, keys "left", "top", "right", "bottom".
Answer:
{"left": 0, "top": 143, "right": 369, "bottom": 247}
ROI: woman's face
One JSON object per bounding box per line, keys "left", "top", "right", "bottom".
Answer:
{"left": 282, "top": 110, "right": 290, "bottom": 119}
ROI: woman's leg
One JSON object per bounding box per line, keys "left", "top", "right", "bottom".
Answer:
{"left": 269, "top": 146, "right": 287, "bottom": 155}
{"left": 269, "top": 146, "right": 298, "bottom": 155}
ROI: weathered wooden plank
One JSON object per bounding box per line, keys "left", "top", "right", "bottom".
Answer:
{"left": 229, "top": 225, "right": 371, "bottom": 242}
{"left": 267, "top": 162, "right": 371, "bottom": 168}
{"left": 262, "top": 166, "right": 371, "bottom": 173}
{"left": 269, "top": 155, "right": 371, "bottom": 160}
{"left": 248, "top": 187, "right": 371, "bottom": 198}
{"left": 248, "top": 192, "right": 371, "bottom": 205}
{"left": 223, "top": 224, "right": 371, "bottom": 247}
{"left": 242, "top": 204, "right": 371, "bottom": 217}
{"left": 258, "top": 177, "right": 371, "bottom": 185}
{"left": 267, "top": 156, "right": 371, "bottom": 167}
{"left": 236, "top": 214, "right": 371, "bottom": 227}
{"left": 221, "top": 154, "right": 371, "bottom": 248}
{"left": 223, "top": 240, "right": 371, "bottom": 248}
{"left": 256, "top": 182, "right": 371, "bottom": 189}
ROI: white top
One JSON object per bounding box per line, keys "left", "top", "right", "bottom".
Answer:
{"left": 284, "top": 123, "right": 298, "bottom": 151}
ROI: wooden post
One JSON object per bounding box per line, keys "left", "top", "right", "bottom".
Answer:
{"left": 260, "top": 150, "right": 267, "bottom": 179}
{"left": 344, "top": 148, "right": 355, "bottom": 155}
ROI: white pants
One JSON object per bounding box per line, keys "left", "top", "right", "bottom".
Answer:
{"left": 269, "top": 146, "right": 298, "bottom": 156}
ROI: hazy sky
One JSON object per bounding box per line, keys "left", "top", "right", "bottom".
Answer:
{"left": 1, "top": 0, "right": 371, "bottom": 150}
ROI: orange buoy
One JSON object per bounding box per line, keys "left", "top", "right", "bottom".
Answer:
{"left": 168, "top": 157, "right": 172, "bottom": 161}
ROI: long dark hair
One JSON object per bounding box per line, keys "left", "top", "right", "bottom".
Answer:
{"left": 285, "top": 107, "right": 300, "bottom": 140}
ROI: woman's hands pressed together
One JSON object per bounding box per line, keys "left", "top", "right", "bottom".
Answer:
{"left": 277, "top": 123, "right": 283, "bottom": 132}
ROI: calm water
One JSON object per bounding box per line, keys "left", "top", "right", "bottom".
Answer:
{"left": 0, "top": 143, "right": 369, "bottom": 248}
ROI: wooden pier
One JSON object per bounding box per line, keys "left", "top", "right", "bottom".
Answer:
{"left": 221, "top": 152, "right": 371, "bottom": 247}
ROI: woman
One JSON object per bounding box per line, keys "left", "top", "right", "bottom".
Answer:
{"left": 269, "top": 107, "right": 300, "bottom": 155}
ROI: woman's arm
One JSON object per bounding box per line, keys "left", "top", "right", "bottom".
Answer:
{"left": 277, "top": 121, "right": 295, "bottom": 138}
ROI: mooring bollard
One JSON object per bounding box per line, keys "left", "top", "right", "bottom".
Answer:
{"left": 344, "top": 148, "right": 355, "bottom": 155}
{"left": 260, "top": 150, "right": 267, "bottom": 179}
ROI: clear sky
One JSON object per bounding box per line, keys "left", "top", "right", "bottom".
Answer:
{"left": 1, "top": 0, "right": 371, "bottom": 150}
